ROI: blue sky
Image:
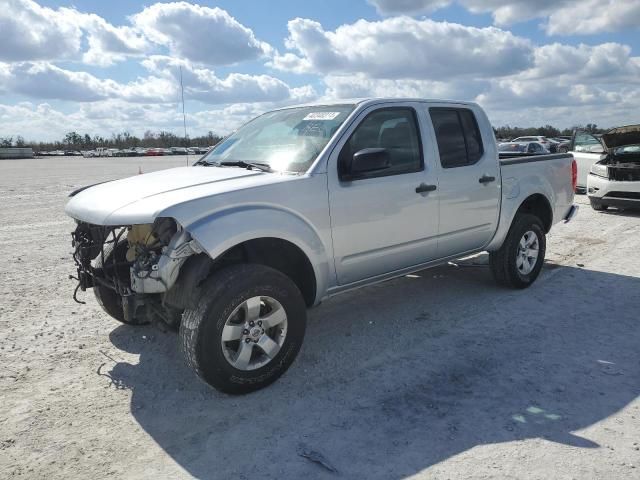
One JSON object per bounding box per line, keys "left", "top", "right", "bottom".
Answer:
{"left": 1, "top": 0, "right": 640, "bottom": 141}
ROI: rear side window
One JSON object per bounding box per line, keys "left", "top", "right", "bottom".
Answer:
{"left": 430, "top": 108, "right": 484, "bottom": 168}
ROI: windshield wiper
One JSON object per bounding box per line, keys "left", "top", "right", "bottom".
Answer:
{"left": 219, "top": 161, "right": 273, "bottom": 172}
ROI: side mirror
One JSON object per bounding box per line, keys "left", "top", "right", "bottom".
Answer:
{"left": 342, "top": 148, "right": 390, "bottom": 180}
{"left": 588, "top": 144, "right": 605, "bottom": 153}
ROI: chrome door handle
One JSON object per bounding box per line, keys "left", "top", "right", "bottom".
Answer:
{"left": 415, "top": 183, "right": 437, "bottom": 193}
{"left": 479, "top": 175, "right": 496, "bottom": 184}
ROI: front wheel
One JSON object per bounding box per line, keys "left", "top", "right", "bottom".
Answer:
{"left": 489, "top": 214, "right": 546, "bottom": 289}
{"left": 179, "top": 264, "right": 307, "bottom": 394}
{"left": 589, "top": 198, "right": 608, "bottom": 211}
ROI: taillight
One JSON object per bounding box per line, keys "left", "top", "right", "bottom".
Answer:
{"left": 571, "top": 158, "right": 577, "bottom": 192}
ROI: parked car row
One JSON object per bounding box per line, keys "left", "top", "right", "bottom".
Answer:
{"left": 495, "top": 126, "right": 639, "bottom": 213}
{"left": 38, "top": 146, "right": 212, "bottom": 158}
{"left": 498, "top": 136, "right": 571, "bottom": 154}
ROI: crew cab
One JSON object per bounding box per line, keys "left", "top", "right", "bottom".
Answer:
{"left": 65, "top": 98, "right": 578, "bottom": 394}
{"left": 587, "top": 125, "right": 640, "bottom": 211}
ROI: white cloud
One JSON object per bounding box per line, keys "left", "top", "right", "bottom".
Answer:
{"left": 0, "top": 62, "right": 175, "bottom": 103}
{"left": 546, "top": 0, "right": 640, "bottom": 35}
{"left": 141, "top": 56, "right": 299, "bottom": 104}
{"left": 271, "top": 17, "right": 532, "bottom": 79}
{"left": 73, "top": 13, "right": 149, "bottom": 66}
{"left": 131, "top": 2, "right": 272, "bottom": 66}
{"left": 524, "top": 43, "right": 640, "bottom": 81}
{"left": 5, "top": 63, "right": 118, "bottom": 101}
{"left": 0, "top": 0, "right": 149, "bottom": 66}
{"left": 0, "top": 59, "right": 317, "bottom": 106}
{"left": 323, "top": 74, "right": 486, "bottom": 101}
{"left": 0, "top": 100, "right": 277, "bottom": 142}
{"left": 0, "top": 0, "right": 83, "bottom": 62}
{"left": 368, "top": 0, "right": 640, "bottom": 34}
{"left": 476, "top": 41, "right": 640, "bottom": 126}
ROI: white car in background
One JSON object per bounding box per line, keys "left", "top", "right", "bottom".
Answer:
{"left": 587, "top": 125, "right": 640, "bottom": 211}
{"left": 569, "top": 131, "right": 607, "bottom": 192}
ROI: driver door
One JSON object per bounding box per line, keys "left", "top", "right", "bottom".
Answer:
{"left": 327, "top": 104, "right": 439, "bottom": 285}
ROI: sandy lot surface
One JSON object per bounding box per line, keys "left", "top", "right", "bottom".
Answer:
{"left": 1, "top": 156, "right": 638, "bottom": 479}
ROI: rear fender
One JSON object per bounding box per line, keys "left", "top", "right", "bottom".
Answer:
{"left": 485, "top": 174, "right": 555, "bottom": 252}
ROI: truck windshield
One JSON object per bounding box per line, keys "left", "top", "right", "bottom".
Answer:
{"left": 199, "top": 105, "right": 355, "bottom": 173}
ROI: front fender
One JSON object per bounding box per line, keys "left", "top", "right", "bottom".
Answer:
{"left": 179, "top": 205, "right": 331, "bottom": 305}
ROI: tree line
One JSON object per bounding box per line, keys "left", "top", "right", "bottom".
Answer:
{"left": 0, "top": 130, "right": 223, "bottom": 151}
{"left": 1, "top": 124, "right": 608, "bottom": 150}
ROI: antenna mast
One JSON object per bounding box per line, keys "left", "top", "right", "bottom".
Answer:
{"left": 179, "top": 65, "right": 189, "bottom": 166}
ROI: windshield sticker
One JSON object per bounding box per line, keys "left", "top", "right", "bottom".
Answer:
{"left": 303, "top": 112, "right": 341, "bottom": 121}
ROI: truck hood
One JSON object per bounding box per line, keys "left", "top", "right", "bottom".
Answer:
{"left": 602, "top": 125, "right": 640, "bottom": 150}
{"left": 65, "top": 166, "right": 274, "bottom": 225}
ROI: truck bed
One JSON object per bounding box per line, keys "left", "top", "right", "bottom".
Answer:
{"left": 499, "top": 152, "right": 573, "bottom": 164}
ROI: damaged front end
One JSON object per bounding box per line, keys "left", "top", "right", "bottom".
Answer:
{"left": 70, "top": 218, "right": 203, "bottom": 326}
{"left": 588, "top": 125, "right": 640, "bottom": 183}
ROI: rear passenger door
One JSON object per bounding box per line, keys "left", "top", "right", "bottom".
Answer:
{"left": 428, "top": 106, "right": 500, "bottom": 258}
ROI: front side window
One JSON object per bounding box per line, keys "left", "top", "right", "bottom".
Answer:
{"left": 200, "top": 105, "right": 355, "bottom": 172}
{"left": 430, "top": 108, "right": 484, "bottom": 168}
{"left": 339, "top": 107, "right": 423, "bottom": 179}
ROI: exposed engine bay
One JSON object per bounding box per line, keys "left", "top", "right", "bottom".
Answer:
{"left": 600, "top": 126, "right": 640, "bottom": 181}
{"left": 71, "top": 218, "right": 203, "bottom": 326}
{"left": 601, "top": 148, "right": 640, "bottom": 182}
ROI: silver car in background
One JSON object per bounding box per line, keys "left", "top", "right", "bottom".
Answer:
{"left": 511, "top": 136, "right": 553, "bottom": 152}
{"left": 498, "top": 141, "right": 550, "bottom": 157}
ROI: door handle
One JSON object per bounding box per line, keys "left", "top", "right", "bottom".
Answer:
{"left": 415, "top": 183, "right": 437, "bottom": 193}
{"left": 479, "top": 175, "right": 496, "bottom": 184}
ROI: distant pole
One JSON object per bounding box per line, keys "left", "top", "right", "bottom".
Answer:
{"left": 180, "top": 65, "right": 189, "bottom": 166}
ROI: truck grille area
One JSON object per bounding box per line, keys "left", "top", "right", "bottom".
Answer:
{"left": 608, "top": 163, "right": 640, "bottom": 181}
{"left": 71, "top": 223, "right": 131, "bottom": 302}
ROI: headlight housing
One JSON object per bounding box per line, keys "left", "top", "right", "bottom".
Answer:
{"left": 590, "top": 163, "right": 608, "bottom": 178}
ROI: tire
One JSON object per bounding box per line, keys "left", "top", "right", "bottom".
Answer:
{"left": 93, "top": 240, "right": 149, "bottom": 325}
{"left": 179, "top": 264, "right": 307, "bottom": 394}
{"left": 489, "top": 214, "right": 546, "bottom": 289}
{"left": 589, "top": 198, "right": 608, "bottom": 211}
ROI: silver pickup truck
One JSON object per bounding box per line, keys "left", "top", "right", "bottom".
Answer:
{"left": 66, "top": 98, "right": 578, "bottom": 394}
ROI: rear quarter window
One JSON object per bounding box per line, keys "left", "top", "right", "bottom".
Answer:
{"left": 429, "top": 107, "right": 484, "bottom": 168}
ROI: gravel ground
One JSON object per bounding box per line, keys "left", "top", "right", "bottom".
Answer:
{"left": 1, "top": 156, "right": 639, "bottom": 479}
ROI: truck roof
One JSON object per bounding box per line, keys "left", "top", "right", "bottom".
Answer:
{"left": 272, "top": 97, "right": 480, "bottom": 111}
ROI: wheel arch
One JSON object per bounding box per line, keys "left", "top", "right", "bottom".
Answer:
{"left": 179, "top": 207, "right": 330, "bottom": 306}
{"left": 486, "top": 189, "right": 554, "bottom": 252}
{"left": 515, "top": 193, "right": 553, "bottom": 233}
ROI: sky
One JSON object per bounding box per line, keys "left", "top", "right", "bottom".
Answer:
{"left": 1, "top": 0, "right": 639, "bottom": 142}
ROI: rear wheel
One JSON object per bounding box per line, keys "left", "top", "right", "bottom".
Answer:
{"left": 179, "top": 264, "right": 307, "bottom": 394}
{"left": 93, "top": 240, "right": 149, "bottom": 325}
{"left": 489, "top": 214, "right": 546, "bottom": 289}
